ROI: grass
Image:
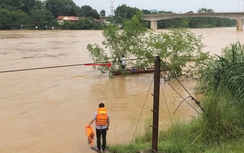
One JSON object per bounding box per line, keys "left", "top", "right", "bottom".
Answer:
{"left": 108, "top": 94, "right": 244, "bottom": 153}
{"left": 107, "top": 41, "right": 244, "bottom": 153}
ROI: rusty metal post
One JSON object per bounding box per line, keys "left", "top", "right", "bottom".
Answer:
{"left": 151, "top": 56, "right": 160, "bottom": 152}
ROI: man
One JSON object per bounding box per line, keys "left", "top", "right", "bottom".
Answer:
{"left": 88, "top": 103, "right": 110, "bottom": 152}
{"left": 120, "top": 55, "right": 126, "bottom": 70}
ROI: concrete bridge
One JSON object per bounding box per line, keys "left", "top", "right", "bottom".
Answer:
{"left": 142, "top": 12, "right": 244, "bottom": 30}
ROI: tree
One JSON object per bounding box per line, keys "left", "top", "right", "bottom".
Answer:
{"left": 90, "top": 9, "right": 100, "bottom": 19}
{"left": 62, "top": 20, "right": 75, "bottom": 29}
{"left": 75, "top": 19, "right": 85, "bottom": 29}
{"left": 0, "top": 0, "right": 23, "bottom": 9}
{"left": 145, "top": 28, "right": 210, "bottom": 75}
{"left": 87, "top": 13, "right": 147, "bottom": 73}
{"left": 10, "top": 10, "right": 30, "bottom": 29}
{"left": 30, "top": 9, "right": 54, "bottom": 28}
{"left": 45, "top": 0, "right": 78, "bottom": 18}
{"left": 0, "top": 9, "right": 12, "bottom": 29}
{"left": 32, "top": 0, "right": 43, "bottom": 10}
{"left": 0, "top": 0, "right": 35, "bottom": 14}
{"left": 198, "top": 8, "right": 214, "bottom": 13}
{"left": 75, "top": 5, "right": 82, "bottom": 16}
{"left": 100, "top": 10, "right": 106, "bottom": 17}
{"left": 141, "top": 9, "right": 151, "bottom": 14}
{"left": 114, "top": 4, "right": 140, "bottom": 23}
{"left": 20, "top": 0, "right": 35, "bottom": 14}
{"left": 80, "top": 5, "right": 92, "bottom": 17}
{"left": 87, "top": 13, "right": 210, "bottom": 76}
{"left": 50, "top": 20, "right": 59, "bottom": 26}
{"left": 80, "top": 5, "right": 100, "bottom": 19}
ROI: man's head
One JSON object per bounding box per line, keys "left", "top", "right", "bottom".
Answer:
{"left": 99, "top": 103, "right": 105, "bottom": 108}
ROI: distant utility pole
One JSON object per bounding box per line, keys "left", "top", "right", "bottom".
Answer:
{"left": 110, "top": 0, "right": 114, "bottom": 16}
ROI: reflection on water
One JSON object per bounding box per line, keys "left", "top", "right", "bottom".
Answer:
{"left": 0, "top": 28, "right": 243, "bottom": 153}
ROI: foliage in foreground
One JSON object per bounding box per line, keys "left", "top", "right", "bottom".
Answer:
{"left": 199, "top": 41, "right": 244, "bottom": 96}
{"left": 198, "top": 40, "right": 244, "bottom": 142}
{"left": 87, "top": 14, "right": 211, "bottom": 77}
{"left": 108, "top": 41, "right": 244, "bottom": 153}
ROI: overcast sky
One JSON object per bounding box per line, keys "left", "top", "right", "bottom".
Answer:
{"left": 73, "top": 0, "right": 244, "bottom": 15}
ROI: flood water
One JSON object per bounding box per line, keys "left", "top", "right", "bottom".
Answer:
{"left": 0, "top": 28, "right": 243, "bottom": 153}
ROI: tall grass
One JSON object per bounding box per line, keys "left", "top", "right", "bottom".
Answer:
{"left": 199, "top": 41, "right": 244, "bottom": 124}
{"left": 200, "top": 91, "right": 242, "bottom": 143}
{"left": 138, "top": 115, "right": 152, "bottom": 142}
{"left": 158, "top": 122, "right": 199, "bottom": 153}
{"left": 199, "top": 41, "right": 244, "bottom": 98}
{"left": 107, "top": 116, "right": 152, "bottom": 153}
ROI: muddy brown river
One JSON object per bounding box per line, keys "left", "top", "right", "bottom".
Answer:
{"left": 0, "top": 28, "right": 243, "bottom": 153}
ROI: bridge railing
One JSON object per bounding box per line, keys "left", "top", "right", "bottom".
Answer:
{"left": 142, "top": 12, "right": 244, "bottom": 20}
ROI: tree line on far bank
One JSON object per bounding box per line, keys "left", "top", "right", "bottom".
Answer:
{"left": 0, "top": 0, "right": 236, "bottom": 30}
{"left": 0, "top": 0, "right": 106, "bottom": 30}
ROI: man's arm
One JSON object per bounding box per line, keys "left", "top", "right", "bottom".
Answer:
{"left": 88, "top": 119, "right": 95, "bottom": 126}
{"left": 88, "top": 113, "right": 97, "bottom": 126}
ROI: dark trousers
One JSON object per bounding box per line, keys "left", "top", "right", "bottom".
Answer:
{"left": 96, "top": 128, "right": 107, "bottom": 150}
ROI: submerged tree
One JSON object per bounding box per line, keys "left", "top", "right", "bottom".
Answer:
{"left": 87, "top": 13, "right": 211, "bottom": 77}
{"left": 87, "top": 13, "right": 148, "bottom": 74}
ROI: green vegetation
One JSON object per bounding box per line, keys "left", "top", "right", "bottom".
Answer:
{"left": 0, "top": 0, "right": 105, "bottom": 30}
{"left": 0, "top": 1, "right": 236, "bottom": 30}
{"left": 87, "top": 14, "right": 210, "bottom": 77}
{"left": 107, "top": 41, "right": 244, "bottom": 153}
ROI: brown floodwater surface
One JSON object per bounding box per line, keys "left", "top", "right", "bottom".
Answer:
{"left": 0, "top": 28, "right": 243, "bottom": 153}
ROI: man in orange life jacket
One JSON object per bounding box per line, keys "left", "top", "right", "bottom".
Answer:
{"left": 88, "top": 103, "right": 110, "bottom": 152}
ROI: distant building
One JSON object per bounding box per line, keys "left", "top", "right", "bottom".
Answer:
{"left": 56, "top": 16, "right": 106, "bottom": 25}
{"left": 56, "top": 16, "right": 79, "bottom": 25}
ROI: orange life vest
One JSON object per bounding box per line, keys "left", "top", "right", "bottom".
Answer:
{"left": 96, "top": 107, "right": 108, "bottom": 126}
{"left": 85, "top": 125, "right": 95, "bottom": 146}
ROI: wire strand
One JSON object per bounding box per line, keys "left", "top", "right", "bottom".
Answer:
{"left": 160, "top": 81, "right": 174, "bottom": 126}
{"left": 173, "top": 96, "right": 191, "bottom": 115}
{"left": 159, "top": 58, "right": 204, "bottom": 112}
{"left": 0, "top": 57, "right": 154, "bottom": 74}
{"left": 0, "top": 63, "right": 86, "bottom": 73}
{"left": 165, "top": 81, "right": 201, "bottom": 115}
{"left": 131, "top": 78, "right": 154, "bottom": 143}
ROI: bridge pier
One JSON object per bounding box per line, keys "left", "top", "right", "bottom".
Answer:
{"left": 150, "top": 21, "right": 157, "bottom": 31}
{"left": 236, "top": 19, "right": 243, "bottom": 30}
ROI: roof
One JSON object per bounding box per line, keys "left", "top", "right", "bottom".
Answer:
{"left": 56, "top": 16, "right": 79, "bottom": 21}
{"left": 56, "top": 16, "right": 104, "bottom": 23}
